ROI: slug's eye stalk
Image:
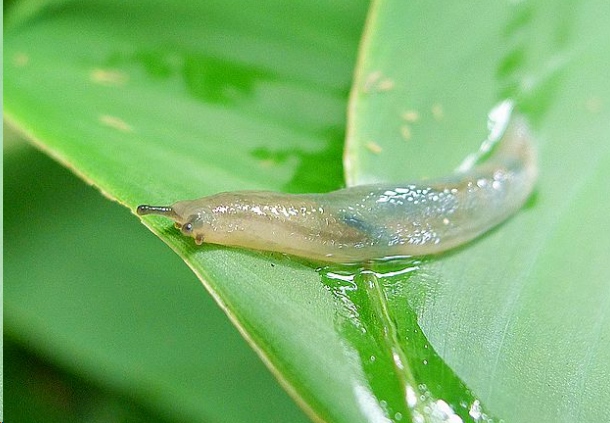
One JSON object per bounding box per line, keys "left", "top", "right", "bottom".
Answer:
{"left": 136, "top": 205, "right": 179, "bottom": 220}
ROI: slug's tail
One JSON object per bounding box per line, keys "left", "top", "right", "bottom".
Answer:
{"left": 137, "top": 204, "right": 178, "bottom": 219}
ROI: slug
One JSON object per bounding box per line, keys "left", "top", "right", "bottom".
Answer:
{"left": 137, "top": 115, "right": 536, "bottom": 264}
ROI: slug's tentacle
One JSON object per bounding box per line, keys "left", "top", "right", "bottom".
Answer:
{"left": 137, "top": 109, "right": 537, "bottom": 264}
{"left": 137, "top": 205, "right": 177, "bottom": 218}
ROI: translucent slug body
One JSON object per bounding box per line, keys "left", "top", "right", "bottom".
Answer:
{"left": 138, "top": 116, "right": 536, "bottom": 264}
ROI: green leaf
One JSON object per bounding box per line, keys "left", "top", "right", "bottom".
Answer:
{"left": 5, "top": 0, "right": 610, "bottom": 422}
{"left": 347, "top": 1, "right": 610, "bottom": 422}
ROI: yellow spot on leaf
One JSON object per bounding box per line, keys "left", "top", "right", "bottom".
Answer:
{"left": 363, "top": 70, "right": 394, "bottom": 93}
{"left": 363, "top": 71, "right": 381, "bottom": 92}
{"left": 99, "top": 115, "right": 133, "bottom": 133}
{"left": 378, "top": 78, "right": 395, "bottom": 91}
{"left": 431, "top": 103, "right": 444, "bottom": 121}
{"left": 366, "top": 141, "right": 383, "bottom": 154}
{"left": 585, "top": 96, "right": 603, "bottom": 114}
{"left": 401, "top": 125, "right": 412, "bottom": 141}
{"left": 401, "top": 110, "right": 420, "bottom": 122}
{"left": 13, "top": 53, "right": 29, "bottom": 67}
{"left": 258, "top": 159, "right": 277, "bottom": 168}
{"left": 91, "top": 68, "right": 129, "bottom": 86}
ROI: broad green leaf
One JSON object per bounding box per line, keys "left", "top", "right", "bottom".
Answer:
{"left": 347, "top": 1, "right": 610, "bottom": 422}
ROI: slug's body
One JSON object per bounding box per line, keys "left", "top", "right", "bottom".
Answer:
{"left": 138, "top": 116, "right": 536, "bottom": 264}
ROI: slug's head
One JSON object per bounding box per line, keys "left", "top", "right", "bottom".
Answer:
{"left": 137, "top": 202, "right": 208, "bottom": 245}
